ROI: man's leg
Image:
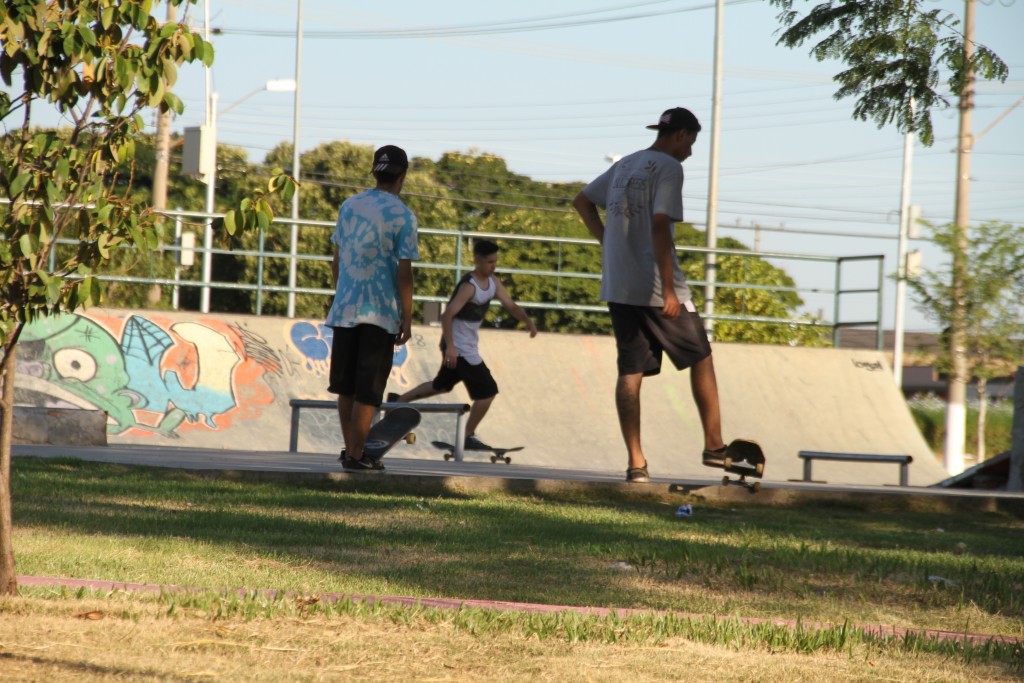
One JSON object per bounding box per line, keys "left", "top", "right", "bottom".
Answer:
{"left": 690, "top": 355, "right": 725, "bottom": 452}
{"left": 465, "top": 396, "right": 494, "bottom": 438}
{"left": 396, "top": 381, "right": 443, "bottom": 402}
{"left": 337, "top": 395, "right": 378, "bottom": 460}
{"left": 616, "top": 372, "right": 646, "bottom": 469}
{"left": 337, "top": 394, "right": 353, "bottom": 451}
{"left": 461, "top": 360, "right": 499, "bottom": 443}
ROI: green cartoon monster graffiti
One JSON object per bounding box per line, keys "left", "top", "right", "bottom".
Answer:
{"left": 16, "top": 315, "right": 141, "bottom": 434}
{"left": 16, "top": 313, "right": 247, "bottom": 437}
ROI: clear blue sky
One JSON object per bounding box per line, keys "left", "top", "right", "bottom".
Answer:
{"left": 36, "top": 1, "right": 1024, "bottom": 332}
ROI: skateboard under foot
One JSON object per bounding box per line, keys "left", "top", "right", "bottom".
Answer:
{"left": 719, "top": 438, "right": 766, "bottom": 494}
{"left": 432, "top": 440, "right": 523, "bottom": 464}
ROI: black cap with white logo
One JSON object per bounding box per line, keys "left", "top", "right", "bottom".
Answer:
{"left": 372, "top": 145, "right": 409, "bottom": 174}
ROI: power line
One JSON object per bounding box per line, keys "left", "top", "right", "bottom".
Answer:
{"left": 213, "top": 0, "right": 759, "bottom": 39}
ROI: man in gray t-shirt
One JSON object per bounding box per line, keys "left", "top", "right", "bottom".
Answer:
{"left": 573, "top": 107, "right": 730, "bottom": 483}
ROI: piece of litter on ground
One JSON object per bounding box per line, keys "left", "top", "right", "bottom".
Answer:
{"left": 928, "top": 575, "right": 959, "bottom": 588}
{"left": 608, "top": 561, "right": 634, "bottom": 572}
{"left": 675, "top": 504, "right": 694, "bottom": 517}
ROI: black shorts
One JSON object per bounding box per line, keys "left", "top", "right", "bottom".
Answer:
{"left": 432, "top": 357, "right": 499, "bottom": 401}
{"left": 327, "top": 324, "right": 396, "bottom": 406}
{"left": 608, "top": 302, "right": 711, "bottom": 377}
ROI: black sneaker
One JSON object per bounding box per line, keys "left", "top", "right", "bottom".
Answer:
{"left": 385, "top": 392, "right": 401, "bottom": 404}
{"left": 465, "top": 434, "right": 490, "bottom": 450}
{"left": 702, "top": 446, "right": 729, "bottom": 469}
{"left": 342, "top": 455, "right": 381, "bottom": 471}
{"left": 363, "top": 452, "right": 386, "bottom": 470}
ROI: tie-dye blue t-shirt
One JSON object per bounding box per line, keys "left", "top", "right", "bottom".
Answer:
{"left": 325, "top": 189, "right": 419, "bottom": 334}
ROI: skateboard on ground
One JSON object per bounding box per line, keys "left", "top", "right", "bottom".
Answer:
{"left": 363, "top": 407, "right": 421, "bottom": 460}
{"left": 431, "top": 440, "right": 523, "bottom": 464}
{"left": 720, "top": 438, "right": 766, "bottom": 493}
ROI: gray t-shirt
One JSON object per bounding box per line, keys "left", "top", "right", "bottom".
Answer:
{"left": 582, "top": 149, "right": 692, "bottom": 307}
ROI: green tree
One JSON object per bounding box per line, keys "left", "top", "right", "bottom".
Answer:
{"left": 768, "top": 0, "right": 1011, "bottom": 467}
{"left": 91, "top": 135, "right": 831, "bottom": 344}
{"left": 238, "top": 140, "right": 464, "bottom": 319}
{"left": 768, "top": 0, "right": 1008, "bottom": 145}
{"left": 0, "top": 0, "right": 293, "bottom": 595}
{"left": 906, "top": 222, "right": 1024, "bottom": 460}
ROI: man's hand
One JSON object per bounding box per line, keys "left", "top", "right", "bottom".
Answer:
{"left": 396, "top": 319, "right": 412, "bottom": 347}
{"left": 443, "top": 346, "right": 458, "bottom": 368}
{"left": 661, "top": 289, "right": 681, "bottom": 319}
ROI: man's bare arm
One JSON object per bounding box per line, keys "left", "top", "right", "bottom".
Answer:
{"left": 494, "top": 279, "right": 537, "bottom": 337}
{"left": 396, "top": 259, "right": 414, "bottom": 346}
{"left": 651, "top": 213, "right": 680, "bottom": 319}
{"left": 573, "top": 192, "right": 605, "bottom": 245}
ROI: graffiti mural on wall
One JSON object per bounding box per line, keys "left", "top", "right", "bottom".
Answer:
{"left": 286, "top": 321, "right": 423, "bottom": 390}
{"left": 15, "top": 313, "right": 426, "bottom": 439}
{"left": 15, "top": 312, "right": 282, "bottom": 437}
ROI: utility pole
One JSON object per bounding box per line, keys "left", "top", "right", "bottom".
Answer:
{"left": 703, "top": 0, "right": 724, "bottom": 338}
{"left": 893, "top": 102, "right": 915, "bottom": 390}
{"left": 945, "top": 0, "right": 976, "bottom": 475}
{"left": 152, "top": 1, "right": 177, "bottom": 211}
{"left": 286, "top": 0, "right": 304, "bottom": 319}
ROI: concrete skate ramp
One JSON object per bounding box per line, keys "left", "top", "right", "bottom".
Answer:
{"left": 10, "top": 308, "right": 947, "bottom": 486}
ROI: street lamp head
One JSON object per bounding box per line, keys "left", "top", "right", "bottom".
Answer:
{"left": 266, "top": 79, "right": 297, "bottom": 93}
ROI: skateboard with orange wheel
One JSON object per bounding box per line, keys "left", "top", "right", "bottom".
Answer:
{"left": 720, "top": 439, "right": 765, "bottom": 493}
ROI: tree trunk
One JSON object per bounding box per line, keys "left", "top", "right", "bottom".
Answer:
{"left": 976, "top": 376, "right": 987, "bottom": 462}
{"left": 0, "top": 338, "right": 19, "bottom": 595}
{"left": 946, "top": 0, "right": 975, "bottom": 477}
{"left": 1009, "top": 367, "right": 1024, "bottom": 492}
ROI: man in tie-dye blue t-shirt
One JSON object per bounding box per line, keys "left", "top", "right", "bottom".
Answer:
{"left": 326, "top": 144, "right": 419, "bottom": 471}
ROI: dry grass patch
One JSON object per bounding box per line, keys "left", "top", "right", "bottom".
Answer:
{"left": 1, "top": 595, "right": 1020, "bottom": 683}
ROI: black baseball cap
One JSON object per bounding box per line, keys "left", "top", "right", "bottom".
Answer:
{"left": 372, "top": 145, "right": 409, "bottom": 174}
{"left": 645, "top": 107, "right": 702, "bottom": 132}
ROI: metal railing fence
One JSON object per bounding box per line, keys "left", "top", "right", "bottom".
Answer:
{"left": 26, "top": 208, "right": 885, "bottom": 348}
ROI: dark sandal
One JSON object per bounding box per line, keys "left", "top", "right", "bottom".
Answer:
{"left": 626, "top": 465, "right": 650, "bottom": 483}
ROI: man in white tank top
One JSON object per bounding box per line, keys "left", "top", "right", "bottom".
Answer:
{"left": 391, "top": 240, "right": 537, "bottom": 448}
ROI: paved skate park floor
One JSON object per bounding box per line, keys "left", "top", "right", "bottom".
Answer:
{"left": 14, "top": 443, "right": 1023, "bottom": 511}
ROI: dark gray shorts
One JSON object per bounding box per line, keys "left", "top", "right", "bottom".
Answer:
{"left": 608, "top": 303, "right": 711, "bottom": 377}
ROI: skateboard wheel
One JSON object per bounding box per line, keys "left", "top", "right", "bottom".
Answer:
{"left": 752, "top": 482, "right": 761, "bottom": 493}
{"left": 405, "top": 433, "right": 416, "bottom": 444}
{"left": 721, "top": 476, "right": 729, "bottom": 486}
{"left": 443, "top": 453, "right": 452, "bottom": 461}
{"left": 504, "top": 457, "right": 511, "bottom": 465}
{"left": 490, "top": 455, "right": 497, "bottom": 463}
{"left": 755, "top": 462, "right": 764, "bottom": 476}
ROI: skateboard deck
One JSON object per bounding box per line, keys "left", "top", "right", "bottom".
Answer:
{"left": 363, "top": 407, "right": 421, "bottom": 460}
{"left": 721, "top": 438, "right": 766, "bottom": 493}
{"left": 431, "top": 440, "right": 523, "bottom": 464}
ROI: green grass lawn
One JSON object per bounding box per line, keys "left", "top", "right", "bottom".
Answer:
{"left": 7, "top": 456, "right": 1024, "bottom": 676}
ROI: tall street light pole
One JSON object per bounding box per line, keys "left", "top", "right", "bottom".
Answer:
{"left": 286, "top": 0, "right": 304, "bottom": 319}
{"left": 893, "top": 102, "right": 915, "bottom": 390}
{"left": 152, "top": 1, "right": 176, "bottom": 212}
{"left": 703, "top": 0, "right": 724, "bottom": 339}
{"left": 200, "top": 0, "right": 215, "bottom": 313}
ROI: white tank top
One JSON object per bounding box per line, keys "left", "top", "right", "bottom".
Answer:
{"left": 451, "top": 275, "right": 495, "bottom": 365}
